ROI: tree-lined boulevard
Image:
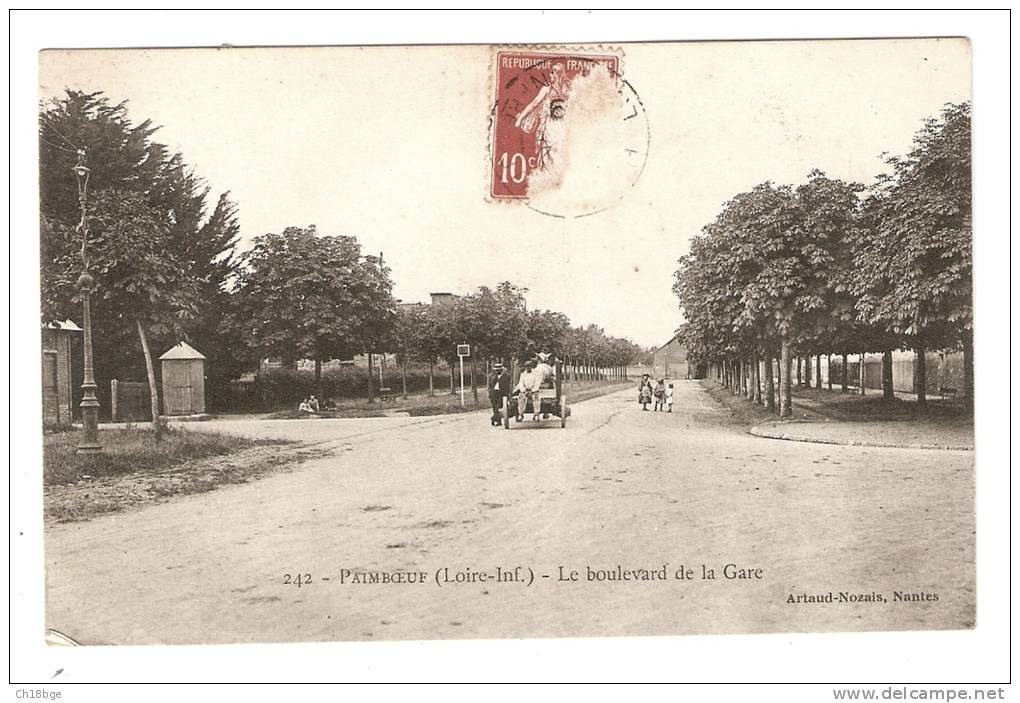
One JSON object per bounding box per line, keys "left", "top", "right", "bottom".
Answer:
{"left": 674, "top": 104, "right": 971, "bottom": 416}
{"left": 45, "top": 382, "right": 973, "bottom": 644}
{"left": 38, "top": 66, "right": 976, "bottom": 649}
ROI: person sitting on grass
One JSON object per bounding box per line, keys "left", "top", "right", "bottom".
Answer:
{"left": 298, "top": 397, "right": 317, "bottom": 416}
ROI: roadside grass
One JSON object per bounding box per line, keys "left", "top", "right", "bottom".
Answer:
{"left": 703, "top": 380, "right": 972, "bottom": 426}
{"left": 43, "top": 426, "right": 284, "bottom": 486}
{"left": 263, "top": 380, "right": 634, "bottom": 419}
{"left": 787, "top": 385, "right": 970, "bottom": 422}
{"left": 44, "top": 426, "right": 310, "bottom": 523}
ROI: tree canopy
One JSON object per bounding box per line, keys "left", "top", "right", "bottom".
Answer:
{"left": 40, "top": 90, "right": 242, "bottom": 415}
{"left": 223, "top": 225, "right": 396, "bottom": 387}
{"left": 673, "top": 102, "right": 972, "bottom": 412}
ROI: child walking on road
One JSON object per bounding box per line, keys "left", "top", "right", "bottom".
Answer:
{"left": 666, "top": 383, "right": 674, "bottom": 412}
{"left": 638, "top": 374, "right": 653, "bottom": 411}
{"left": 653, "top": 379, "right": 666, "bottom": 411}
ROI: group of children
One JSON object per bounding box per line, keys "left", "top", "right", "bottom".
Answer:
{"left": 638, "top": 374, "right": 673, "bottom": 412}
{"left": 298, "top": 394, "right": 337, "bottom": 415}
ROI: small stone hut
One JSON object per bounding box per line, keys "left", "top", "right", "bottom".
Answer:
{"left": 159, "top": 342, "right": 206, "bottom": 416}
{"left": 41, "top": 320, "right": 81, "bottom": 425}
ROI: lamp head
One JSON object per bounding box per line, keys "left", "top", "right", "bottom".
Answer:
{"left": 72, "top": 149, "right": 90, "bottom": 193}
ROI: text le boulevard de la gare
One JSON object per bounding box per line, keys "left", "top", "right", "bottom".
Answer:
{"left": 282, "top": 563, "right": 765, "bottom": 588}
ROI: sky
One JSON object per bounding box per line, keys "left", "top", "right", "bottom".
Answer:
{"left": 38, "top": 39, "right": 970, "bottom": 348}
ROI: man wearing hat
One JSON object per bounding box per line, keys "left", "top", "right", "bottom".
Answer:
{"left": 487, "top": 360, "right": 512, "bottom": 426}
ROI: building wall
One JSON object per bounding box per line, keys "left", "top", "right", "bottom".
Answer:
{"left": 41, "top": 329, "right": 74, "bottom": 425}
{"left": 807, "top": 351, "right": 964, "bottom": 395}
{"left": 652, "top": 338, "right": 693, "bottom": 379}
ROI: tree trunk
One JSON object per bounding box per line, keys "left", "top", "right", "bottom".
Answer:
{"left": 314, "top": 356, "right": 323, "bottom": 402}
{"left": 815, "top": 355, "right": 822, "bottom": 389}
{"left": 136, "top": 320, "right": 163, "bottom": 439}
{"left": 470, "top": 358, "right": 478, "bottom": 406}
{"left": 962, "top": 330, "right": 973, "bottom": 405}
{"left": 751, "top": 358, "right": 758, "bottom": 402}
{"left": 773, "top": 354, "right": 779, "bottom": 391}
{"left": 915, "top": 346, "right": 927, "bottom": 408}
{"left": 780, "top": 339, "right": 793, "bottom": 418}
{"left": 882, "top": 350, "right": 894, "bottom": 401}
{"left": 796, "top": 356, "right": 802, "bottom": 386}
{"left": 841, "top": 353, "right": 849, "bottom": 393}
{"left": 764, "top": 350, "right": 775, "bottom": 412}
{"left": 367, "top": 353, "right": 376, "bottom": 403}
{"left": 827, "top": 355, "right": 833, "bottom": 391}
{"left": 753, "top": 352, "right": 762, "bottom": 404}
{"left": 449, "top": 360, "right": 455, "bottom": 395}
{"left": 401, "top": 357, "right": 408, "bottom": 399}
{"left": 428, "top": 359, "right": 435, "bottom": 396}
{"left": 859, "top": 353, "right": 866, "bottom": 396}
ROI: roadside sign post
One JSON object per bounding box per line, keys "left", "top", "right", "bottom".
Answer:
{"left": 457, "top": 344, "right": 470, "bottom": 407}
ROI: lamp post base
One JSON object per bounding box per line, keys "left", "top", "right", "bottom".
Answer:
{"left": 77, "top": 388, "right": 102, "bottom": 455}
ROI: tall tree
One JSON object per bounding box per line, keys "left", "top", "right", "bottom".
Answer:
{"left": 224, "top": 226, "right": 396, "bottom": 400}
{"left": 40, "top": 90, "right": 242, "bottom": 417}
{"left": 855, "top": 103, "right": 972, "bottom": 405}
{"left": 43, "top": 190, "right": 202, "bottom": 433}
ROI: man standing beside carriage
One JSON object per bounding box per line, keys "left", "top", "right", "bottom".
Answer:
{"left": 487, "top": 350, "right": 569, "bottom": 427}
{"left": 487, "top": 361, "right": 512, "bottom": 427}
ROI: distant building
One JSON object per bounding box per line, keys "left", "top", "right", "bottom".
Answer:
{"left": 41, "top": 320, "right": 81, "bottom": 425}
{"left": 429, "top": 292, "right": 458, "bottom": 306}
{"left": 652, "top": 335, "right": 702, "bottom": 379}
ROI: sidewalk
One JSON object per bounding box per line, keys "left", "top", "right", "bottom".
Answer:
{"left": 705, "top": 382, "right": 974, "bottom": 451}
{"left": 748, "top": 419, "right": 974, "bottom": 451}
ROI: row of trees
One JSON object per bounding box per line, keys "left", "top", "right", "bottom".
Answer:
{"left": 40, "top": 91, "right": 644, "bottom": 415}
{"left": 223, "top": 228, "right": 642, "bottom": 402}
{"left": 673, "top": 102, "right": 972, "bottom": 416}
{"left": 390, "top": 283, "right": 642, "bottom": 403}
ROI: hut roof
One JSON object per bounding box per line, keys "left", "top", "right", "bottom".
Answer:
{"left": 43, "top": 319, "right": 82, "bottom": 332}
{"left": 159, "top": 341, "right": 206, "bottom": 361}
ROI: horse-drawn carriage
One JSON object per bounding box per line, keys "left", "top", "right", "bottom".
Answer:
{"left": 501, "top": 357, "right": 570, "bottom": 429}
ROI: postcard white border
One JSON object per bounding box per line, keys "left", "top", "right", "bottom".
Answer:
{"left": 8, "top": 8, "right": 1012, "bottom": 691}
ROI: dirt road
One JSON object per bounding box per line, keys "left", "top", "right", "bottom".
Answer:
{"left": 45, "top": 381, "right": 974, "bottom": 644}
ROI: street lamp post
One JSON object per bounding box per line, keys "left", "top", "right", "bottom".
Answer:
{"left": 73, "top": 148, "right": 102, "bottom": 454}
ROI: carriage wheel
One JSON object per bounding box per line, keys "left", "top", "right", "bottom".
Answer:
{"left": 502, "top": 396, "right": 510, "bottom": 429}
{"left": 560, "top": 394, "right": 567, "bottom": 428}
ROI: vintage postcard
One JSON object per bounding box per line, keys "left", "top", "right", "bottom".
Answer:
{"left": 36, "top": 38, "right": 974, "bottom": 648}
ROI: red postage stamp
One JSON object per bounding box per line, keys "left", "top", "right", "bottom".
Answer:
{"left": 490, "top": 49, "right": 622, "bottom": 202}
